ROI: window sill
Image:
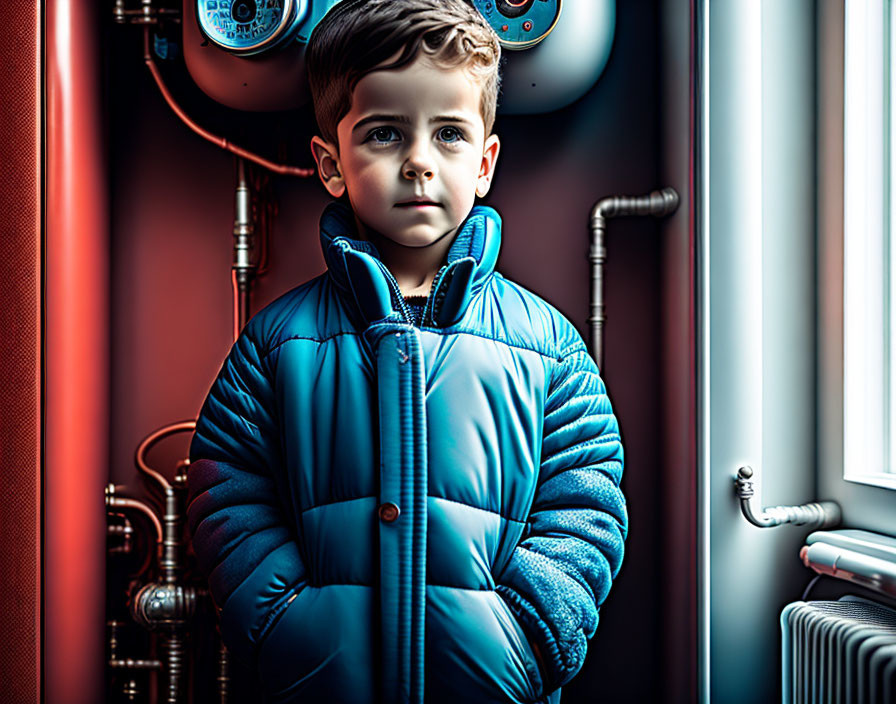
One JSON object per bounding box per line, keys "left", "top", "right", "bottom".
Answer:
{"left": 844, "top": 472, "right": 896, "bottom": 491}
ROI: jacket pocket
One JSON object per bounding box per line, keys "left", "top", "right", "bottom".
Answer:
{"left": 254, "top": 581, "right": 304, "bottom": 656}
{"left": 492, "top": 590, "right": 546, "bottom": 702}
{"left": 255, "top": 584, "right": 377, "bottom": 703}
{"left": 425, "top": 586, "right": 543, "bottom": 704}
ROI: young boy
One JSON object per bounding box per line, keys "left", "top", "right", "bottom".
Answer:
{"left": 186, "top": 1, "right": 628, "bottom": 703}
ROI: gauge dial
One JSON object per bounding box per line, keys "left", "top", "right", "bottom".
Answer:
{"left": 472, "top": 0, "right": 562, "bottom": 50}
{"left": 197, "top": 0, "right": 309, "bottom": 56}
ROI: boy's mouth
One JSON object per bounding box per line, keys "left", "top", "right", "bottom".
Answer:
{"left": 395, "top": 199, "right": 442, "bottom": 208}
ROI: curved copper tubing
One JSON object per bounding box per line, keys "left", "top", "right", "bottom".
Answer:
{"left": 141, "top": 26, "right": 315, "bottom": 177}
{"left": 134, "top": 420, "right": 197, "bottom": 492}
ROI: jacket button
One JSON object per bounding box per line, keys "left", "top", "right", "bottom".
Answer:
{"left": 378, "top": 502, "right": 400, "bottom": 523}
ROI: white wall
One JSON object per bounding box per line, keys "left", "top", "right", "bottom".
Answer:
{"left": 702, "top": 1, "right": 817, "bottom": 701}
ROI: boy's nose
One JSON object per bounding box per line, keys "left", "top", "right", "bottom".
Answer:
{"left": 403, "top": 164, "right": 435, "bottom": 181}
{"left": 402, "top": 146, "right": 436, "bottom": 182}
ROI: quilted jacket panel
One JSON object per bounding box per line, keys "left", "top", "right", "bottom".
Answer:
{"left": 186, "top": 202, "right": 628, "bottom": 703}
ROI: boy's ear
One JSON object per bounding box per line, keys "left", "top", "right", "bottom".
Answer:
{"left": 310, "top": 136, "right": 346, "bottom": 198}
{"left": 476, "top": 133, "right": 501, "bottom": 198}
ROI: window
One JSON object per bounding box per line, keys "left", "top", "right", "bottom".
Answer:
{"left": 843, "top": 0, "right": 896, "bottom": 489}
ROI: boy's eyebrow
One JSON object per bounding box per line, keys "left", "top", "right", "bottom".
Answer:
{"left": 351, "top": 114, "right": 475, "bottom": 133}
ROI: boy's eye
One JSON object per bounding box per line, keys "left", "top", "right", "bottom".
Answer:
{"left": 438, "top": 126, "right": 464, "bottom": 143}
{"left": 365, "top": 126, "right": 401, "bottom": 144}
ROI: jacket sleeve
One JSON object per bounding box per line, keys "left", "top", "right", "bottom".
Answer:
{"left": 496, "top": 337, "right": 628, "bottom": 691}
{"left": 186, "top": 320, "right": 307, "bottom": 668}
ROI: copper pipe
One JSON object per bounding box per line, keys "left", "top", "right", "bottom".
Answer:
{"left": 134, "top": 420, "right": 196, "bottom": 492}
{"left": 174, "top": 458, "right": 190, "bottom": 487}
{"left": 134, "top": 421, "right": 196, "bottom": 584}
{"left": 141, "top": 26, "right": 315, "bottom": 177}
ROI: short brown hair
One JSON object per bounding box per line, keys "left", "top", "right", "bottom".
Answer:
{"left": 306, "top": 0, "right": 501, "bottom": 146}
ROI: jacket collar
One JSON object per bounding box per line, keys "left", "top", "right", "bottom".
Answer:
{"left": 319, "top": 200, "right": 501, "bottom": 328}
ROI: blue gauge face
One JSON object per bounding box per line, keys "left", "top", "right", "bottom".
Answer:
{"left": 197, "top": 0, "right": 309, "bottom": 55}
{"left": 472, "top": 0, "right": 562, "bottom": 50}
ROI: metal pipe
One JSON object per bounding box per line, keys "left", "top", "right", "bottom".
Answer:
{"left": 134, "top": 421, "right": 197, "bottom": 584}
{"left": 107, "top": 619, "right": 161, "bottom": 702}
{"left": 108, "top": 659, "right": 163, "bottom": 670}
{"left": 734, "top": 466, "right": 841, "bottom": 529}
{"left": 217, "top": 632, "right": 231, "bottom": 704}
{"left": 106, "top": 486, "right": 164, "bottom": 546}
{"left": 106, "top": 513, "right": 135, "bottom": 555}
{"left": 121, "top": 679, "right": 140, "bottom": 702}
{"left": 104, "top": 17, "right": 279, "bottom": 702}
{"left": 106, "top": 488, "right": 161, "bottom": 580}
{"left": 588, "top": 187, "right": 680, "bottom": 367}
{"left": 233, "top": 158, "right": 256, "bottom": 337}
{"left": 112, "top": 0, "right": 127, "bottom": 24}
{"left": 129, "top": 582, "right": 198, "bottom": 700}
{"left": 140, "top": 26, "right": 315, "bottom": 177}
{"left": 160, "top": 632, "right": 187, "bottom": 703}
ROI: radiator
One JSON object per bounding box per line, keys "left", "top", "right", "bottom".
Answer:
{"left": 781, "top": 596, "right": 896, "bottom": 704}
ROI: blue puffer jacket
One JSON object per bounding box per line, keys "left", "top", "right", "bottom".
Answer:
{"left": 186, "top": 201, "right": 628, "bottom": 704}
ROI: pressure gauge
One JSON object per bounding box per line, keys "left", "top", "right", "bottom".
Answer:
{"left": 196, "top": 0, "right": 310, "bottom": 56}
{"left": 471, "top": 0, "right": 562, "bottom": 50}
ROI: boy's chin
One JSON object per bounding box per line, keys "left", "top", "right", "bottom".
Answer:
{"left": 365, "top": 224, "right": 459, "bottom": 249}
{"left": 388, "top": 227, "right": 458, "bottom": 248}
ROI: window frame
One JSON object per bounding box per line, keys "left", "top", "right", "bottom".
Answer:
{"left": 843, "top": 0, "right": 896, "bottom": 490}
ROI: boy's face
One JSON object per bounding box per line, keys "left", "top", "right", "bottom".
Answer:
{"left": 311, "top": 54, "right": 500, "bottom": 251}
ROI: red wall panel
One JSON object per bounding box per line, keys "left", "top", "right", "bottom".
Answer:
{"left": 0, "top": 2, "right": 42, "bottom": 703}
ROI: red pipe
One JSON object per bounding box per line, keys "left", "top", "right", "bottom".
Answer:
{"left": 46, "top": 1, "right": 108, "bottom": 702}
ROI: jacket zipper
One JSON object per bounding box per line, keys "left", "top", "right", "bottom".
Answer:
{"left": 421, "top": 264, "right": 450, "bottom": 327}
{"left": 380, "top": 261, "right": 448, "bottom": 327}
{"left": 377, "top": 263, "right": 414, "bottom": 325}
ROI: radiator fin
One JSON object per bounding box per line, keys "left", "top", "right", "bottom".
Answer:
{"left": 781, "top": 596, "right": 896, "bottom": 704}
